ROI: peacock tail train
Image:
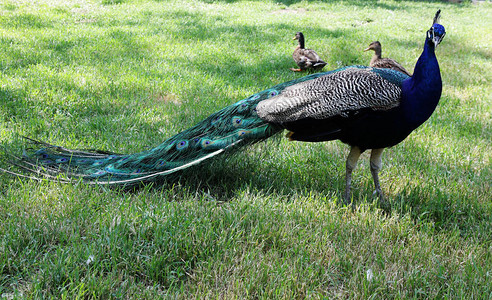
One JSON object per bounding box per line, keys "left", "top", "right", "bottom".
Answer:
{"left": 4, "top": 67, "right": 367, "bottom": 186}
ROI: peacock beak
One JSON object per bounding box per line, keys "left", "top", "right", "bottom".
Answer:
{"left": 433, "top": 32, "right": 445, "bottom": 48}
{"left": 363, "top": 47, "right": 370, "bottom": 52}
{"left": 432, "top": 37, "right": 440, "bottom": 48}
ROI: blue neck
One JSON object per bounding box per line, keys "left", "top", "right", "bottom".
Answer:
{"left": 401, "top": 38, "right": 442, "bottom": 128}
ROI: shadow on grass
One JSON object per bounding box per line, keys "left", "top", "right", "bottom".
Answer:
{"left": 148, "top": 133, "right": 491, "bottom": 242}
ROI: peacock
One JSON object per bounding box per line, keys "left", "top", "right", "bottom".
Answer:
{"left": 364, "top": 41, "right": 411, "bottom": 76}
{"left": 290, "top": 32, "right": 327, "bottom": 72}
{"left": 2, "top": 11, "right": 445, "bottom": 203}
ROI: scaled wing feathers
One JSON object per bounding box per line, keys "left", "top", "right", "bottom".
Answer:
{"left": 256, "top": 67, "right": 405, "bottom": 123}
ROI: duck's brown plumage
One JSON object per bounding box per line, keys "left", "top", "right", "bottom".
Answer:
{"left": 291, "top": 32, "right": 327, "bottom": 72}
{"left": 364, "top": 41, "right": 411, "bottom": 76}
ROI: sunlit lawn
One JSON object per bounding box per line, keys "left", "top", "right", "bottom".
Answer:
{"left": 0, "top": 0, "right": 491, "bottom": 298}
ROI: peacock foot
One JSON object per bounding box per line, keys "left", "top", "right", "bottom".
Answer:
{"left": 373, "top": 190, "right": 390, "bottom": 212}
{"left": 343, "top": 193, "right": 351, "bottom": 205}
{"left": 343, "top": 191, "right": 356, "bottom": 208}
{"left": 372, "top": 189, "right": 384, "bottom": 200}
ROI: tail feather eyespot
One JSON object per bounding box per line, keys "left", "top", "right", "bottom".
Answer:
{"left": 176, "top": 140, "right": 189, "bottom": 151}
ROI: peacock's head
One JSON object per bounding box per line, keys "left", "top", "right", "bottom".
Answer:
{"left": 427, "top": 10, "right": 446, "bottom": 48}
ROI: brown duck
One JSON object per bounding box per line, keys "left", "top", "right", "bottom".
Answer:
{"left": 364, "top": 41, "right": 411, "bottom": 76}
{"left": 290, "top": 32, "right": 327, "bottom": 72}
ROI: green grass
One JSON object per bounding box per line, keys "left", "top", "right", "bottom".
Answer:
{"left": 1, "top": 0, "right": 491, "bottom": 298}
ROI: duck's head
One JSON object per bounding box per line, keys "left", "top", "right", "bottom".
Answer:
{"left": 427, "top": 10, "right": 446, "bottom": 48}
{"left": 364, "top": 41, "right": 381, "bottom": 52}
{"left": 293, "top": 32, "right": 304, "bottom": 41}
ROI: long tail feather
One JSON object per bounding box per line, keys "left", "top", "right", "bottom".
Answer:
{"left": 2, "top": 71, "right": 330, "bottom": 186}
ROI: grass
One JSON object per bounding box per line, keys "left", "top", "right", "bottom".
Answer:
{"left": 1, "top": 0, "right": 491, "bottom": 298}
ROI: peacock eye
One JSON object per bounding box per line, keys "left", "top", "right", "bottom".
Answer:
{"left": 200, "top": 138, "right": 213, "bottom": 148}
{"left": 176, "top": 140, "right": 189, "bottom": 150}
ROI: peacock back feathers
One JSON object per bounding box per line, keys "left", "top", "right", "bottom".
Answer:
{"left": 257, "top": 66, "right": 409, "bottom": 123}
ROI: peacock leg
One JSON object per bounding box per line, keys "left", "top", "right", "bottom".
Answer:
{"left": 289, "top": 68, "right": 303, "bottom": 72}
{"left": 370, "top": 148, "right": 384, "bottom": 200}
{"left": 344, "top": 146, "right": 362, "bottom": 203}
